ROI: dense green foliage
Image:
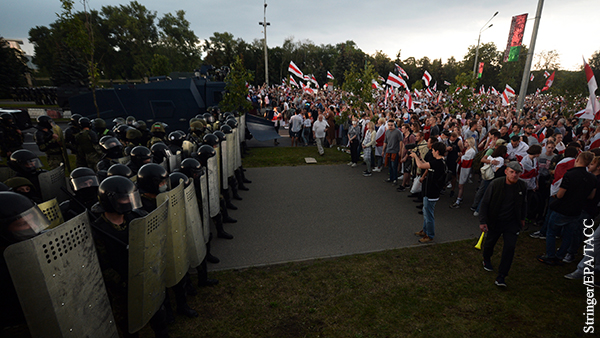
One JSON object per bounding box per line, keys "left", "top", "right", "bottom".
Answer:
{"left": 0, "top": 38, "right": 30, "bottom": 98}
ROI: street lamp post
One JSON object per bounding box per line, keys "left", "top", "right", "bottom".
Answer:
{"left": 258, "top": 1, "right": 270, "bottom": 86}
{"left": 473, "top": 11, "right": 499, "bottom": 78}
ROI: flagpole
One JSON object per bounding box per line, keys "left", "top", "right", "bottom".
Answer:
{"left": 472, "top": 11, "right": 498, "bottom": 78}
{"left": 516, "top": 0, "right": 544, "bottom": 117}
{"left": 259, "top": 1, "right": 270, "bottom": 86}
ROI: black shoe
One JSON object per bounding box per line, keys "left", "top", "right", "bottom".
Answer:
{"left": 243, "top": 179, "right": 252, "bottom": 183}
{"left": 233, "top": 193, "right": 243, "bottom": 200}
{"left": 483, "top": 260, "right": 494, "bottom": 272}
{"left": 384, "top": 178, "right": 392, "bottom": 183}
{"left": 415, "top": 204, "right": 423, "bottom": 209}
{"left": 218, "top": 231, "right": 233, "bottom": 239}
{"left": 226, "top": 202, "right": 238, "bottom": 210}
{"left": 417, "top": 211, "right": 423, "bottom": 214}
{"left": 396, "top": 186, "right": 405, "bottom": 192}
{"left": 223, "top": 216, "right": 237, "bottom": 223}
{"left": 177, "top": 305, "right": 199, "bottom": 318}
{"left": 407, "top": 194, "right": 418, "bottom": 198}
{"left": 413, "top": 199, "right": 422, "bottom": 203}
{"left": 495, "top": 275, "right": 507, "bottom": 287}
{"left": 198, "top": 278, "right": 219, "bottom": 287}
{"left": 238, "top": 185, "right": 249, "bottom": 191}
{"left": 537, "top": 254, "right": 561, "bottom": 266}
{"left": 206, "top": 253, "right": 220, "bottom": 264}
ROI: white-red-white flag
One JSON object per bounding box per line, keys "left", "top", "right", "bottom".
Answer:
{"left": 386, "top": 72, "right": 407, "bottom": 89}
{"left": 577, "top": 56, "right": 600, "bottom": 120}
{"left": 288, "top": 61, "right": 304, "bottom": 78}
{"left": 502, "top": 90, "right": 511, "bottom": 106}
{"left": 535, "top": 88, "right": 541, "bottom": 96}
{"left": 404, "top": 91, "right": 414, "bottom": 110}
{"left": 505, "top": 84, "right": 516, "bottom": 97}
{"left": 479, "top": 85, "right": 485, "bottom": 95}
{"left": 542, "top": 71, "right": 555, "bottom": 91}
{"left": 490, "top": 86, "right": 499, "bottom": 96}
{"left": 432, "top": 82, "right": 437, "bottom": 91}
{"left": 327, "top": 71, "right": 334, "bottom": 80}
{"left": 303, "top": 74, "right": 310, "bottom": 81}
{"left": 395, "top": 64, "right": 409, "bottom": 78}
{"left": 422, "top": 71, "right": 432, "bottom": 87}
{"left": 414, "top": 88, "right": 421, "bottom": 99}
{"left": 310, "top": 74, "right": 319, "bottom": 88}
{"left": 372, "top": 79, "right": 383, "bottom": 90}
{"left": 425, "top": 87, "right": 433, "bottom": 97}
{"left": 281, "top": 78, "right": 286, "bottom": 87}
{"left": 289, "top": 75, "right": 299, "bottom": 88}
{"left": 530, "top": 73, "right": 534, "bottom": 81}
{"left": 544, "top": 70, "right": 550, "bottom": 78}
{"left": 436, "top": 91, "right": 443, "bottom": 105}
{"left": 444, "top": 80, "right": 451, "bottom": 86}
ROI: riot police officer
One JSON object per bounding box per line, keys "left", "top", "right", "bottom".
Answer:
{"left": 8, "top": 149, "right": 46, "bottom": 197}
{"left": 0, "top": 112, "right": 23, "bottom": 158}
{"left": 97, "top": 136, "right": 124, "bottom": 172}
{"left": 75, "top": 117, "right": 103, "bottom": 170}
{"left": 107, "top": 163, "right": 134, "bottom": 178}
{"left": 34, "top": 115, "right": 64, "bottom": 170}
{"left": 133, "top": 121, "right": 150, "bottom": 147}
{"left": 64, "top": 113, "right": 83, "bottom": 167}
{"left": 150, "top": 142, "right": 171, "bottom": 167}
{"left": 4, "top": 177, "right": 42, "bottom": 204}
{"left": 127, "top": 146, "right": 152, "bottom": 174}
{"left": 167, "top": 131, "right": 185, "bottom": 155}
{"left": 92, "top": 118, "right": 115, "bottom": 138}
{"left": 148, "top": 122, "right": 167, "bottom": 148}
{"left": 59, "top": 167, "right": 99, "bottom": 221}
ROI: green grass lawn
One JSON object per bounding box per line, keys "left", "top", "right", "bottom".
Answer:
{"left": 153, "top": 235, "right": 584, "bottom": 338}
{"left": 243, "top": 146, "right": 351, "bottom": 167}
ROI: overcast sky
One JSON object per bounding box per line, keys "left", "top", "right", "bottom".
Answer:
{"left": 2, "top": 0, "right": 599, "bottom": 71}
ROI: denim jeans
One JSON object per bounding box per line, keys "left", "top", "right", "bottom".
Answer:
{"left": 568, "top": 211, "right": 593, "bottom": 255}
{"left": 388, "top": 154, "right": 399, "bottom": 181}
{"left": 422, "top": 197, "right": 437, "bottom": 238}
{"left": 471, "top": 179, "right": 491, "bottom": 212}
{"left": 545, "top": 209, "right": 579, "bottom": 259}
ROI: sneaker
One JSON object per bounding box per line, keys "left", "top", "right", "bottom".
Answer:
{"left": 347, "top": 162, "right": 353, "bottom": 166}
{"left": 446, "top": 182, "right": 452, "bottom": 189}
{"left": 562, "top": 253, "right": 575, "bottom": 263}
{"left": 398, "top": 175, "right": 404, "bottom": 181}
{"left": 450, "top": 201, "right": 460, "bottom": 209}
{"left": 373, "top": 167, "right": 381, "bottom": 172}
{"left": 351, "top": 163, "right": 357, "bottom": 167}
{"left": 392, "top": 180, "right": 398, "bottom": 185}
{"left": 529, "top": 231, "right": 546, "bottom": 240}
{"left": 483, "top": 260, "right": 494, "bottom": 272}
{"left": 473, "top": 211, "right": 479, "bottom": 217}
{"left": 418, "top": 235, "right": 433, "bottom": 243}
{"left": 396, "top": 185, "right": 406, "bottom": 192}
{"left": 363, "top": 170, "right": 369, "bottom": 174}
{"left": 384, "top": 178, "right": 392, "bottom": 183}
{"left": 564, "top": 271, "right": 584, "bottom": 280}
{"left": 495, "top": 275, "right": 507, "bottom": 287}
{"left": 537, "top": 254, "right": 560, "bottom": 266}
{"left": 363, "top": 172, "right": 372, "bottom": 177}
{"left": 415, "top": 230, "right": 425, "bottom": 237}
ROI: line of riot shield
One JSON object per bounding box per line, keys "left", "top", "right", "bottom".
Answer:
{"left": 156, "top": 183, "right": 190, "bottom": 288}
{"left": 184, "top": 183, "right": 206, "bottom": 267}
{"left": 226, "top": 131, "right": 235, "bottom": 178}
{"left": 38, "top": 164, "right": 69, "bottom": 203}
{"left": 3, "top": 212, "right": 119, "bottom": 338}
{"left": 182, "top": 140, "right": 197, "bottom": 159}
{"left": 233, "top": 123, "right": 242, "bottom": 169}
{"left": 207, "top": 155, "right": 220, "bottom": 218}
{"left": 160, "top": 158, "right": 169, "bottom": 173}
{"left": 220, "top": 138, "right": 229, "bottom": 189}
{"left": 198, "top": 167, "right": 210, "bottom": 242}
{"left": 215, "top": 144, "right": 222, "bottom": 192}
{"left": 127, "top": 200, "right": 168, "bottom": 333}
{"left": 37, "top": 197, "right": 65, "bottom": 229}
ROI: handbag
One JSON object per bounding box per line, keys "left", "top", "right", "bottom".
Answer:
{"left": 411, "top": 175, "right": 422, "bottom": 194}
{"left": 480, "top": 163, "right": 495, "bottom": 181}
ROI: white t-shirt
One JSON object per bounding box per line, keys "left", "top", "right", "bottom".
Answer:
{"left": 487, "top": 155, "right": 505, "bottom": 172}
{"left": 290, "top": 114, "right": 303, "bottom": 132}
{"left": 313, "top": 120, "right": 329, "bottom": 138}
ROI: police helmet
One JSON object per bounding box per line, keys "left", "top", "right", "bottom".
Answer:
{"left": 126, "top": 116, "right": 136, "bottom": 125}
{"left": 97, "top": 176, "right": 142, "bottom": 215}
{"left": 69, "top": 113, "right": 82, "bottom": 127}
{"left": 9, "top": 149, "right": 43, "bottom": 175}
{"left": 70, "top": 167, "right": 99, "bottom": 192}
{"left": 107, "top": 164, "right": 134, "bottom": 178}
{"left": 179, "top": 158, "right": 202, "bottom": 178}
{"left": 130, "top": 146, "right": 152, "bottom": 166}
{"left": 0, "top": 192, "right": 48, "bottom": 245}
{"left": 196, "top": 144, "right": 216, "bottom": 166}
{"left": 133, "top": 120, "right": 147, "bottom": 131}
{"left": 37, "top": 115, "right": 54, "bottom": 130}
{"left": 213, "top": 130, "right": 226, "bottom": 142}
{"left": 79, "top": 117, "right": 91, "bottom": 129}
{"left": 203, "top": 133, "right": 219, "bottom": 147}
{"left": 220, "top": 124, "right": 232, "bottom": 134}
{"left": 137, "top": 163, "right": 169, "bottom": 195}
{"left": 169, "top": 172, "right": 190, "bottom": 188}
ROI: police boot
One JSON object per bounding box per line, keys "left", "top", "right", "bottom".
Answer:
{"left": 173, "top": 280, "right": 198, "bottom": 318}
{"left": 240, "top": 165, "right": 252, "bottom": 183}
{"left": 222, "top": 189, "right": 237, "bottom": 210}
{"left": 235, "top": 169, "right": 249, "bottom": 191}
{"left": 205, "top": 237, "right": 220, "bottom": 263}
{"left": 149, "top": 306, "right": 170, "bottom": 338}
{"left": 197, "top": 260, "right": 219, "bottom": 287}
{"left": 221, "top": 204, "right": 237, "bottom": 224}
{"left": 229, "top": 177, "right": 243, "bottom": 200}
{"left": 182, "top": 273, "right": 197, "bottom": 296}
{"left": 215, "top": 214, "right": 233, "bottom": 239}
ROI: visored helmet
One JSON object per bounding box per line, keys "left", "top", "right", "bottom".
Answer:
{"left": 151, "top": 142, "right": 171, "bottom": 163}
{"left": 37, "top": 115, "right": 54, "bottom": 130}
{"left": 126, "top": 116, "right": 136, "bottom": 125}
{"left": 220, "top": 124, "right": 232, "bottom": 134}
{"left": 130, "top": 146, "right": 152, "bottom": 166}
{"left": 79, "top": 117, "right": 91, "bottom": 129}
{"left": 133, "top": 120, "right": 147, "bottom": 131}
{"left": 70, "top": 167, "right": 99, "bottom": 192}
{"left": 226, "top": 118, "right": 237, "bottom": 129}
{"left": 9, "top": 149, "right": 43, "bottom": 175}
{"left": 69, "top": 113, "right": 82, "bottom": 127}
{"left": 169, "top": 172, "right": 190, "bottom": 188}
{"left": 137, "top": 163, "right": 169, "bottom": 195}
{"left": 196, "top": 144, "right": 216, "bottom": 166}
{"left": 0, "top": 192, "right": 48, "bottom": 245}
{"left": 98, "top": 176, "right": 142, "bottom": 215}
{"left": 168, "top": 131, "right": 184, "bottom": 146}
{"left": 203, "top": 133, "right": 219, "bottom": 147}
{"left": 99, "top": 136, "right": 124, "bottom": 158}
{"left": 213, "top": 130, "right": 226, "bottom": 142}
{"left": 179, "top": 158, "right": 202, "bottom": 178}
{"left": 93, "top": 118, "right": 107, "bottom": 130}
{"left": 107, "top": 163, "right": 133, "bottom": 178}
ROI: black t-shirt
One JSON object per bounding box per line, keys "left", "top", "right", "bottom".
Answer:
{"left": 424, "top": 157, "right": 446, "bottom": 200}
{"left": 550, "top": 167, "right": 597, "bottom": 216}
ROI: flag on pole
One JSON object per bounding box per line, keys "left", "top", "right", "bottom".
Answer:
{"left": 490, "top": 86, "right": 499, "bottom": 95}
{"left": 479, "top": 85, "right": 485, "bottom": 95}
{"left": 372, "top": 79, "right": 383, "bottom": 90}
{"left": 535, "top": 88, "right": 541, "bottom": 96}
{"left": 502, "top": 90, "right": 511, "bottom": 106}
{"left": 404, "top": 91, "right": 414, "bottom": 110}
{"left": 576, "top": 56, "right": 600, "bottom": 120}
{"left": 425, "top": 87, "right": 433, "bottom": 97}
{"left": 542, "top": 71, "right": 555, "bottom": 91}
{"left": 281, "top": 78, "right": 286, "bottom": 87}
{"left": 422, "top": 71, "right": 432, "bottom": 87}
{"left": 477, "top": 62, "right": 484, "bottom": 78}
{"left": 288, "top": 61, "right": 304, "bottom": 78}
{"left": 386, "top": 72, "right": 407, "bottom": 89}
{"left": 395, "top": 64, "right": 409, "bottom": 78}
{"left": 435, "top": 91, "right": 442, "bottom": 105}
{"left": 432, "top": 82, "right": 437, "bottom": 91}
{"left": 530, "top": 73, "right": 534, "bottom": 81}
{"left": 310, "top": 74, "right": 319, "bottom": 88}
{"left": 303, "top": 74, "right": 310, "bottom": 81}
{"left": 444, "top": 80, "right": 451, "bottom": 86}
{"left": 544, "top": 70, "right": 550, "bottom": 78}
{"left": 505, "top": 84, "right": 516, "bottom": 97}
{"left": 289, "top": 75, "right": 299, "bottom": 88}
{"left": 414, "top": 88, "right": 421, "bottom": 99}
{"left": 327, "top": 71, "right": 334, "bottom": 80}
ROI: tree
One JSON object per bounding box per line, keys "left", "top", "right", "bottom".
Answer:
{"left": 220, "top": 55, "right": 253, "bottom": 113}
{"left": 157, "top": 10, "right": 201, "bottom": 72}
{"left": 0, "top": 38, "right": 30, "bottom": 98}
{"left": 534, "top": 50, "right": 561, "bottom": 71}
{"left": 461, "top": 42, "right": 502, "bottom": 89}
{"left": 150, "top": 54, "right": 171, "bottom": 76}
{"left": 203, "top": 32, "right": 238, "bottom": 69}
{"left": 333, "top": 41, "right": 366, "bottom": 85}
{"left": 370, "top": 50, "right": 393, "bottom": 79}
{"left": 341, "top": 62, "right": 378, "bottom": 112}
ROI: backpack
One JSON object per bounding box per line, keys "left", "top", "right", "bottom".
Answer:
{"left": 471, "top": 149, "right": 488, "bottom": 174}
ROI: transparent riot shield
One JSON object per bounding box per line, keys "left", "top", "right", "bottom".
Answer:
{"left": 234, "top": 125, "right": 242, "bottom": 169}
{"left": 184, "top": 184, "right": 206, "bottom": 267}
{"left": 220, "top": 139, "right": 229, "bottom": 189}
{"left": 199, "top": 168, "right": 210, "bottom": 242}
{"left": 215, "top": 145, "right": 222, "bottom": 191}
{"left": 127, "top": 200, "right": 168, "bottom": 333}
{"left": 226, "top": 132, "right": 235, "bottom": 178}
{"left": 38, "top": 164, "right": 69, "bottom": 203}
{"left": 156, "top": 183, "right": 190, "bottom": 288}
{"left": 168, "top": 153, "right": 178, "bottom": 173}
{"left": 182, "top": 140, "right": 197, "bottom": 159}
{"left": 37, "top": 198, "right": 65, "bottom": 229}
{"left": 207, "top": 156, "right": 220, "bottom": 218}
{"left": 160, "top": 158, "right": 169, "bottom": 173}
{"left": 3, "top": 212, "right": 118, "bottom": 338}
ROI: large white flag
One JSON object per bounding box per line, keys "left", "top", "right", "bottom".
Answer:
{"left": 576, "top": 57, "right": 600, "bottom": 120}
{"left": 386, "top": 72, "right": 407, "bottom": 89}
{"left": 422, "top": 71, "right": 432, "bottom": 87}
{"left": 288, "top": 61, "right": 304, "bottom": 78}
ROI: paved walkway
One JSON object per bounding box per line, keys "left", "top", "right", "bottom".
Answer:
{"left": 209, "top": 150, "right": 482, "bottom": 271}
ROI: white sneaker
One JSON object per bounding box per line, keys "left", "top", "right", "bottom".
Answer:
{"left": 398, "top": 175, "right": 404, "bottom": 181}
{"left": 473, "top": 211, "right": 479, "bottom": 217}
{"left": 351, "top": 163, "right": 357, "bottom": 167}
{"left": 446, "top": 182, "right": 452, "bottom": 189}
{"left": 348, "top": 162, "right": 353, "bottom": 166}
{"left": 373, "top": 167, "right": 381, "bottom": 172}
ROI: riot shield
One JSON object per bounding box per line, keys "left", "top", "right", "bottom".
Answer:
{"left": 199, "top": 168, "right": 210, "bottom": 243}
{"left": 0, "top": 166, "right": 17, "bottom": 182}
{"left": 234, "top": 125, "right": 242, "bottom": 169}
{"left": 237, "top": 116, "right": 244, "bottom": 144}
{"left": 207, "top": 156, "right": 220, "bottom": 218}
{"left": 4, "top": 212, "right": 118, "bottom": 338}
{"left": 182, "top": 140, "right": 197, "bottom": 159}
{"left": 37, "top": 198, "right": 65, "bottom": 229}
{"left": 215, "top": 145, "right": 222, "bottom": 191}
{"left": 116, "top": 156, "right": 130, "bottom": 165}
{"left": 168, "top": 153, "right": 178, "bottom": 173}
{"left": 226, "top": 132, "right": 235, "bottom": 178}
{"left": 53, "top": 124, "right": 71, "bottom": 172}
{"left": 220, "top": 139, "right": 229, "bottom": 189}
{"left": 127, "top": 200, "right": 168, "bottom": 333}
{"left": 160, "top": 158, "right": 169, "bottom": 173}
{"left": 156, "top": 183, "right": 190, "bottom": 288}
{"left": 184, "top": 184, "right": 206, "bottom": 267}
{"left": 38, "top": 164, "right": 69, "bottom": 203}
{"left": 175, "top": 152, "right": 182, "bottom": 170}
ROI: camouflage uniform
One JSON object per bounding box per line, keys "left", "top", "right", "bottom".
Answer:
{"left": 0, "top": 122, "right": 23, "bottom": 158}
{"left": 34, "top": 127, "right": 64, "bottom": 170}
{"left": 75, "top": 129, "right": 103, "bottom": 170}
